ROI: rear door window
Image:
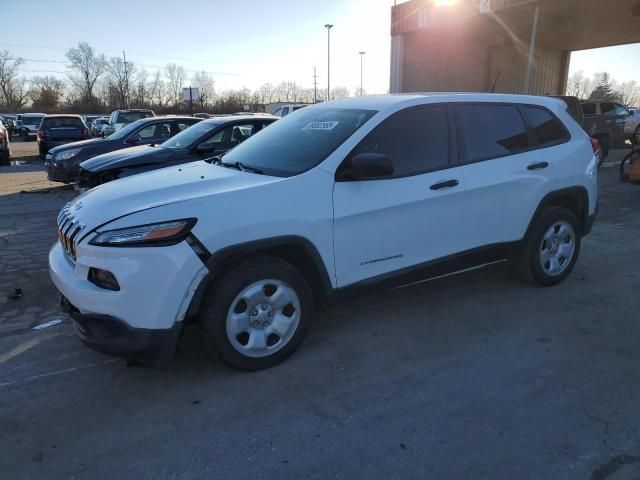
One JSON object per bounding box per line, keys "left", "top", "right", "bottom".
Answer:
{"left": 42, "top": 117, "right": 84, "bottom": 129}
{"left": 350, "top": 105, "right": 450, "bottom": 177}
{"left": 522, "top": 106, "right": 569, "bottom": 146}
{"left": 581, "top": 103, "right": 596, "bottom": 115}
{"left": 456, "top": 104, "right": 529, "bottom": 162}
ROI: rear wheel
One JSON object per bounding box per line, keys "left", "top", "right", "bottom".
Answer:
{"left": 200, "top": 255, "right": 313, "bottom": 371}
{"left": 633, "top": 126, "right": 640, "bottom": 146}
{"left": 515, "top": 206, "right": 581, "bottom": 286}
{"left": 38, "top": 146, "right": 46, "bottom": 160}
{"left": 0, "top": 150, "right": 9, "bottom": 166}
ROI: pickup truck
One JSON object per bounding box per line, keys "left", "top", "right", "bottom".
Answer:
{"left": 580, "top": 100, "right": 631, "bottom": 158}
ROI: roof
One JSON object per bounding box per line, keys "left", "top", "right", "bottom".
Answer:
{"left": 43, "top": 114, "right": 83, "bottom": 118}
{"left": 201, "top": 114, "right": 276, "bottom": 124}
{"left": 312, "top": 93, "right": 567, "bottom": 112}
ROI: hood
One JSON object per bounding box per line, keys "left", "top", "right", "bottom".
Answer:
{"left": 49, "top": 137, "right": 109, "bottom": 155}
{"left": 65, "top": 161, "right": 279, "bottom": 236}
{"left": 80, "top": 145, "right": 165, "bottom": 171}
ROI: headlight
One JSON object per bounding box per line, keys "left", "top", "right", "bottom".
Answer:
{"left": 55, "top": 148, "right": 81, "bottom": 161}
{"left": 90, "top": 219, "right": 197, "bottom": 247}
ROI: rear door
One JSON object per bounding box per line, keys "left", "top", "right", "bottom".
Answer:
{"left": 43, "top": 117, "right": 86, "bottom": 141}
{"left": 456, "top": 103, "right": 561, "bottom": 248}
{"left": 333, "top": 104, "right": 467, "bottom": 287}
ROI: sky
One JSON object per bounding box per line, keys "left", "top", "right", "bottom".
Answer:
{"left": 569, "top": 44, "right": 640, "bottom": 84}
{"left": 1, "top": 0, "right": 394, "bottom": 95}
{"left": 1, "top": 0, "right": 638, "bottom": 97}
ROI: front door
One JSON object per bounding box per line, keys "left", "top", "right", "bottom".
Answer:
{"left": 333, "top": 105, "right": 468, "bottom": 287}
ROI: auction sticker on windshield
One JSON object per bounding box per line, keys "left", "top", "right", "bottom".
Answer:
{"left": 302, "top": 121, "right": 339, "bottom": 131}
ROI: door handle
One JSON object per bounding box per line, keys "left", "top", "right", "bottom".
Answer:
{"left": 527, "top": 161, "right": 549, "bottom": 170}
{"left": 430, "top": 179, "right": 459, "bottom": 190}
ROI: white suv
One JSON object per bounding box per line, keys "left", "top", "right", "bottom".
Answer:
{"left": 49, "top": 94, "right": 599, "bottom": 370}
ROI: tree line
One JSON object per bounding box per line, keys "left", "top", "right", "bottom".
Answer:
{"left": 566, "top": 71, "right": 639, "bottom": 106}
{"left": 0, "top": 42, "right": 355, "bottom": 114}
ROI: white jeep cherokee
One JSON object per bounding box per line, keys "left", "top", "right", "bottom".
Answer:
{"left": 49, "top": 93, "right": 599, "bottom": 370}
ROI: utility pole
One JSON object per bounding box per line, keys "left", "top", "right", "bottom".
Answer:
{"left": 122, "top": 50, "right": 130, "bottom": 109}
{"left": 313, "top": 66, "right": 318, "bottom": 103}
{"left": 359, "top": 51, "right": 366, "bottom": 96}
{"left": 324, "top": 24, "right": 333, "bottom": 102}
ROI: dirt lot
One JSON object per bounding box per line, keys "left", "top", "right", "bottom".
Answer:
{"left": 1, "top": 144, "right": 639, "bottom": 480}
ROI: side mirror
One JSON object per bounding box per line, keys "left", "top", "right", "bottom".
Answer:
{"left": 339, "top": 152, "right": 393, "bottom": 180}
{"left": 196, "top": 143, "right": 215, "bottom": 154}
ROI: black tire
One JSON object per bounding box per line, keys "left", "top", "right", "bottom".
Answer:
{"left": 514, "top": 206, "right": 582, "bottom": 287}
{"left": 21, "top": 130, "right": 28, "bottom": 141}
{"left": 633, "top": 126, "right": 640, "bottom": 146}
{"left": 38, "top": 146, "right": 46, "bottom": 160}
{"left": 0, "top": 151, "right": 9, "bottom": 166}
{"left": 200, "top": 255, "right": 313, "bottom": 371}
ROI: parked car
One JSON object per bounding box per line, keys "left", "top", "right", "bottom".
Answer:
{"left": 91, "top": 117, "right": 109, "bottom": 136}
{"left": 16, "top": 113, "right": 46, "bottom": 141}
{"left": 580, "top": 99, "right": 631, "bottom": 158}
{"left": 1, "top": 115, "right": 16, "bottom": 137}
{"left": 46, "top": 116, "right": 201, "bottom": 183}
{"left": 50, "top": 93, "right": 598, "bottom": 370}
{"left": 77, "top": 115, "right": 275, "bottom": 188}
{"left": 107, "top": 109, "right": 155, "bottom": 133}
{"left": 0, "top": 118, "right": 10, "bottom": 166}
{"left": 273, "top": 104, "right": 309, "bottom": 117}
{"left": 83, "top": 115, "right": 101, "bottom": 132}
{"left": 624, "top": 108, "right": 640, "bottom": 144}
{"left": 37, "top": 115, "right": 91, "bottom": 160}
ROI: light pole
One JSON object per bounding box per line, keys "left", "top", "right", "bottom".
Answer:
{"left": 359, "top": 51, "right": 366, "bottom": 96}
{"left": 325, "top": 24, "right": 333, "bottom": 101}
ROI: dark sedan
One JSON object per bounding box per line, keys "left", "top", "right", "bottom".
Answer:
{"left": 46, "top": 116, "right": 201, "bottom": 183}
{"left": 77, "top": 115, "right": 276, "bottom": 189}
{"left": 37, "top": 115, "right": 92, "bottom": 159}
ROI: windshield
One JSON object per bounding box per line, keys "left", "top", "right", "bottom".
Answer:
{"left": 107, "top": 118, "right": 149, "bottom": 140}
{"left": 116, "top": 111, "right": 153, "bottom": 124}
{"left": 220, "top": 107, "right": 376, "bottom": 177}
{"left": 22, "top": 116, "right": 44, "bottom": 126}
{"left": 160, "top": 122, "right": 218, "bottom": 149}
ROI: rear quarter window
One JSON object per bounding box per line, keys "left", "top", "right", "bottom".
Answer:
{"left": 581, "top": 103, "right": 596, "bottom": 115}
{"left": 522, "top": 106, "right": 570, "bottom": 146}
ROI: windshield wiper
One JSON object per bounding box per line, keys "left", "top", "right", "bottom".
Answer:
{"left": 220, "top": 161, "right": 264, "bottom": 175}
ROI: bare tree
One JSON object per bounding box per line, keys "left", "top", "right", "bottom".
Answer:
{"left": 149, "top": 70, "right": 167, "bottom": 108}
{"left": 566, "top": 71, "right": 593, "bottom": 99}
{"left": 616, "top": 80, "right": 640, "bottom": 107}
{"left": 29, "top": 75, "right": 65, "bottom": 111}
{"left": 165, "top": 63, "right": 186, "bottom": 107}
{"left": 330, "top": 86, "right": 349, "bottom": 100}
{"left": 0, "top": 50, "right": 28, "bottom": 110}
{"left": 192, "top": 71, "right": 215, "bottom": 109}
{"left": 106, "top": 56, "right": 136, "bottom": 108}
{"left": 133, "top": 67, "right": 149, "bottom": 107}
{"left": 65, "top": 42, "right": 106, "bottom": 101}
{"left": 256, "top": 83, "right": 275, "bottom": 104}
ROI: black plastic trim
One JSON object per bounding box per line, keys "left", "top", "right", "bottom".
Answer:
{"left": 204, "top": 235, "right": 334, "bottom": 306}
{"left": 186, "top": 233, "right": 211, "bottom": 263}
{"left": 60, "top": 295, "right": 182, "bottom": 364}
{"left": 334, "top": 242, "right": 516, "bottom": 302}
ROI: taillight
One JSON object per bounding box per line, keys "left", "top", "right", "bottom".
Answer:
{"left": 590, "top": 138, "right": 601, "bottom": 155}
{"left": 37, "top": 130, "right": 45, "bottom": 139}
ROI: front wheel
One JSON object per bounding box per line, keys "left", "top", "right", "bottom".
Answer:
{"left": 200, "top": 255, "right": 313, "bottom": 371}
{"left": 515, "top": 206, "right": 581, "bottom": 287}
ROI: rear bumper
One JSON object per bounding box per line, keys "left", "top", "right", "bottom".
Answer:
{"left": 60, "top": 295, "right": 182, "bottom": 363}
